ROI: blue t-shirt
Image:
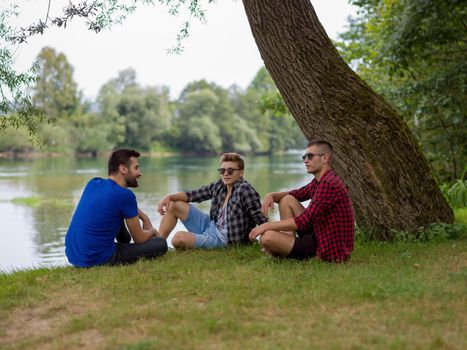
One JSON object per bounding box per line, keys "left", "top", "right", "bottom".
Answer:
{"left": 65, "top": 178, "right": 138, "bottom": 267}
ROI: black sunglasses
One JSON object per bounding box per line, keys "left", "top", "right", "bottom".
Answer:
{"left": 302, "top": 152, "right": 324, "bottom": 161}
{"left": 218, "top": 168, "right": 241, "bottom": 175}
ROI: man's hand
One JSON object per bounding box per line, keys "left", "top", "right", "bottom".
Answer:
{"left": 261, "top": 193, "right": 275, "bottom": 217}
{"left": 249, "top": 223, "right": 267, "bottom": 241}
{"left": 149, "top": 227, "right": 159, "bottom": 238}
{"left": 157, "top": 196, "right": 171, "bottom": 216}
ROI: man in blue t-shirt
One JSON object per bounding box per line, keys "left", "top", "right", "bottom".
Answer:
{"left": 65, "top": 149, "right": 167, "bottom": 267}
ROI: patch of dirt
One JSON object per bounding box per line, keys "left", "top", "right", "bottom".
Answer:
{"left": 0, "top": 292, "right": 106, "bottom": 349}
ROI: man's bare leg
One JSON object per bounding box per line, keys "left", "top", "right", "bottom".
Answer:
{"left": 158, "top": 201, "right": 191, "bottom": 239}
{"left": 260, "top": 230, "right": 296, "bottom": 257}
{"left": 278, "top": 195, "right": 305, "bottom": 236}
{"left": 259, "top": 195, "right": 306, "bottom": 255}
{"left": 171, "top": 231, "right": 196, "bottom": 249}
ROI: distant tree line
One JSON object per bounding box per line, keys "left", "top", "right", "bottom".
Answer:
{"left": 0, "top": 47, "right": 305, "bottom": 156}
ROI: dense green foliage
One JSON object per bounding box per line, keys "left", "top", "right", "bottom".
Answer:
{"left": 98, "top": 68, "right": 172, "bottom": 151}
{"left": 335, "top": 0, "right": 466, "bottom": 181}
{"left": 32, "top": 47, "right": 81, "bottom": 120}
{"left": 0, "top": 48, "right": 305, "bottom": 155}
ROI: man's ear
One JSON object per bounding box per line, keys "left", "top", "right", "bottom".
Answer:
{"left": 118, "top": 164, "right": 127, "bottom": 175}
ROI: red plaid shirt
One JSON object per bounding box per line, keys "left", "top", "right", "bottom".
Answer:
{"left": 290, "top": 170, "right": 355, "bottom": 262}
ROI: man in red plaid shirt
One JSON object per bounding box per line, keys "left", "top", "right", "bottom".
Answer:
{"left": 249, "top": 140, "right": 355, "bottom": 262}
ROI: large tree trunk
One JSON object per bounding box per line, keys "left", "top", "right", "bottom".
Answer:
{"left": 242, "top": 0, "right": 453, "bottom": 238}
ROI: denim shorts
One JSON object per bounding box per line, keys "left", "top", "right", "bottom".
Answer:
{"left": 182, "top": 205, "right": 226, "bottom": 249}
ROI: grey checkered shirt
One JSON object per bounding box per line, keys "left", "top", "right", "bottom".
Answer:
{"left": 184, "top": 178, "right": 268, "bottom": 244}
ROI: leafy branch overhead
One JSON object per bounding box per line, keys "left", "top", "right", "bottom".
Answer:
{"left": 11, "top": 0, "right": 217, "bottom": 50}
{"left": 0, "top": 6, "right": 43, "bottom": 135}
{"left": 11, "top": 2, "right": 99, "bottom": 43}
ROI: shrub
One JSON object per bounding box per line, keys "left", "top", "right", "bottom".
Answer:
{"left": 393, "top": 223, "right": 466, "bottom": 243}
{"left": 440, "top": 169, "right": 467, "bottom": 208}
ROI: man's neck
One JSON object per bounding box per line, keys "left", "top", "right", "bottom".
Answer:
{"left": 109, "top": 175, "right": 127, "bottom": 188}
{"left": 226, "top": 184, "right": 234, "bottom": 195}
{"left": 314, "top": 166, "right": 331, "bottom": 182}
{"left": 225, "top": 178, "right": 242, "bottom": 192}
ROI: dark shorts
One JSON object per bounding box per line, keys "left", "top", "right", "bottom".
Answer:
{"left": 287, "top": 233, "right": 317, "bottom": 260}
{"left": 105, "top": 223, "right": 168, "bottom": 266}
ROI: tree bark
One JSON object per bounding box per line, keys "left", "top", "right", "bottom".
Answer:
{"left": 242, "top": 0, "right": 453, "bottom": 237}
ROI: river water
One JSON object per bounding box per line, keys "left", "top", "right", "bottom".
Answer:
{"left": 0, "top": 154, "right": 310, "bottom": 272}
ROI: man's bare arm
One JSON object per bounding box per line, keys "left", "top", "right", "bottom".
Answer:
{"left": 249, "top": 218, "right": 298, "bottom": 241}
{"left": 125, "top": 216, "right": 157, "bottom": 243}
{"left": 261, "top": 191, "right": 290, "bottom": 216}
{"left": 157, "top": 192, "right": 188, "bottom": 215}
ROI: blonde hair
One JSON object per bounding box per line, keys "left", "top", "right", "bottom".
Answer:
{"left": 220, "top": 152, "right": 245, "bottom": 170}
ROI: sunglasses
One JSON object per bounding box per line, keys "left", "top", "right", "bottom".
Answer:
{"left": 218, "top": 168, "right": 241, "bottom": 175}
{"left": 302, "top": 152, "right": 324, "bottom": 161}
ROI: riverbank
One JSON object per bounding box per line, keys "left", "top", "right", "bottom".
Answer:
{"left": 1, "top": 232, "right": 466, "bottom": 349}
{"left": 0, "top": 149, "right": 297, "bottom": 159}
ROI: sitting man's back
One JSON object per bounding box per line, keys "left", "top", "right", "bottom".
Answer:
{"left": 65, "top": 149, "right": 167, "bottom": 267}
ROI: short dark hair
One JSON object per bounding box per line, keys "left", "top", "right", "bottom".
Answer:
{"left": 108, "top": 149, "right": 140, "bottom": 175}
{"left": 307, "top": 140, "right": 333, "bottom": 163}
{"left": 220, "top": 152, "right": 245, "bottom": 170}
{"left": 307, "top": 140, "right": 333, "bottom": 152}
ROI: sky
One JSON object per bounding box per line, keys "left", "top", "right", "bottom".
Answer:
{"left": 11, "top": 0, "right": 357, "bottom": 100}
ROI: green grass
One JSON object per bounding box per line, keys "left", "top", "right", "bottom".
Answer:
{"left": 11, "top": 196, "right": 71, "bottom": 208}
{"left": 10, "top": 196, "right": 42, "bottom": 207}
{"left": 1, "top": 236, "right": 466, "bottom": 350}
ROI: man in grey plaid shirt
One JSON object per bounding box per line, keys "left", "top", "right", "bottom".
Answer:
{"left": 157, "top": 153, "right": 267, "bottom": 249}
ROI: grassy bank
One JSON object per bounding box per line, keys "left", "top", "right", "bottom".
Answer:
{"left": 1, "top": 234, "right": 466, "bottom": 350}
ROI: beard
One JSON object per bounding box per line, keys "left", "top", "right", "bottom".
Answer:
{"left": 125, "top": 175, "right": 139, "bottom": 188}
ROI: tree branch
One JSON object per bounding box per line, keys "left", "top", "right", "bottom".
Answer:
{"left": 45, "top": 0, "right": 52, "bottom": 24}
{"left": 11, "top": 1, "right": 99, "bottom": 43}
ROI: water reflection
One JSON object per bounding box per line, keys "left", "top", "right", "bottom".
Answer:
{"left": 30, "top": 201, "right": 73, "bottom": 263}
{"left": 0, "top": 154, "right": 310, "bottom": 272}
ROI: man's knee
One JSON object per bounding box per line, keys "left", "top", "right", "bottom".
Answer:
{"left": 167, "top": 201, "right": 189, "bottom": 218}
{"left": 151, "top": 237, "right": 168, "bottom": 255}
{"left": 260, "top": 230, "right": 278, "bottom": 249}
{"left": 143, "top": 237, "right": 168, "bottom": 257}
{"left": 279, "top": 194, "right": 299, "bottom": 208}
{"left": 279, "top": 194, "right": 304, "bottom": 218}
{"left": 172, "top": 232, "right": 188, "bottom": 248}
